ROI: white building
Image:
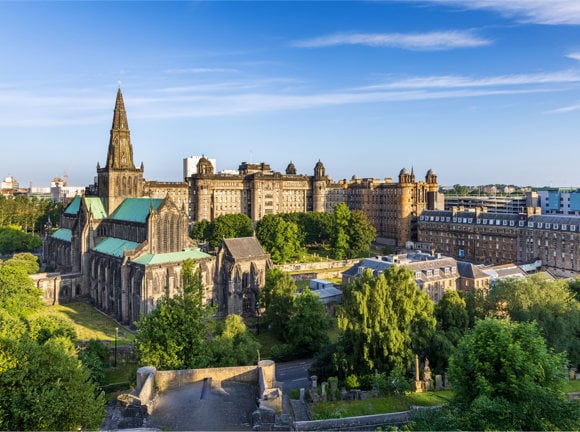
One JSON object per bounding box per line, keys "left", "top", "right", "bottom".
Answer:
{"left": 183, "top": 156, "right": 217, "bottom": 179}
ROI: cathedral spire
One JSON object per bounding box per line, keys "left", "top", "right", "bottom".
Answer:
{"left": 106, "top": 87, "right": 135, "bottom": 169}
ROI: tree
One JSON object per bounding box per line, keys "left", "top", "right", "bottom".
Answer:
{"left": 330, "top": 203, "right": 350, "bottom": 259}
{"left": 190, "top": 219, "right": 210, "bottom": 242}
{"left": 0, "top": 258, "right": 43, "bottom": 316}
{"left": 487, "top": 274, "right": 580, "bottom": 367}
{"left": 260, "top": 268, "right": 297, "bottom": 340}
{"left": 0, "top": 336, "right": 106, "bottom": 431}
{"left": 0, "top": 226, "right": 42, "bottom": 255}
{"left": 135, "top": 260, "right": 213, "bottom": 369}
{"left": 424, "top": 290, "right": 469, "bottom": 373}
{"left": 336, "top": 266, "right": 435, "bottom": 377}
{"left": 209, "top": 314, "right": 260, "bottom": 367}
{"left": 287, "top": 288, "right": 331, "bottom": 357}
{"left": 445, "top": 318, "right": 579, "bottom": 431}
{"left": 207, "top": 214, "right": 254, "bottom": 249}
{"left": 347, "top": 210, "right": 376, "bottom": 257}
{"left": 256, "top": 214, "right": 302, "bottom": 264}
{"left": 4, "top": 252, "right": 40, "bottom": 274}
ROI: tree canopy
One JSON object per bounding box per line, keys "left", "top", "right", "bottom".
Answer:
{"left": 336, "top": 266, "right": 435, "bottom": 377}
{"left": 0, "top": 256, "right": 43, "bottom": 316}
{"left": 135, "top": 260, "right": 213, "bottom": 369}
{"left": 445, "top": 318, "right": 578, "bottom": 431}
{"left": 256, "top": 214, "right": 303, "bottom": 264}
{"left": 205, "top": 214, "right": 254, "bottom": 248}
{"left": 260, "top": 268, "right": 297, "bottom": 340}
{"left": 287, "top": 287, "right": 331, "bottom": 357}
{"left": 486, "top": 274, "right": 580, "bottom": 367}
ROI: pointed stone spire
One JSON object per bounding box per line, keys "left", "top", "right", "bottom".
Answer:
{"left": 106, "top": 87, "right": 135, "bottom": 170}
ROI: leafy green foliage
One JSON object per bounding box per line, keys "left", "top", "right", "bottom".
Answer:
{"left": 209, "top": 314, "right": 260, "bottom": 366}
{"left": 0, "top": 195, "right": 62, "bottom": 234}
{"left": 0, "top": 226, "right": 42, "bottom": 254}
{"left": 206, "top": 214, "right": 254, "bottom": 249}
{"left": 330, "top": 203, "right": 351, "bottom": 259}
{"left": 79, "top": 339, "right": 111, "bottom": 387}
{"left": 190, "top": 218, "right": 210, "bottom": 242}
{"left": 424, "top": 290, "right": 470, "bottom": 372}
{"left": 287, "top": 288, "right": 331, "bottom": 356}
{"left": 487, "top": 274, "right": 580, "bottom": 367}
{"left": 336, "top": 266, "right": 435, "bottom": 377}
{"left": 256, "top": 214, "right": 302, "bottom": 264}
{"left": 135, "top": 260, "right": 213, "bottom": 369}
{"left": 0, "top": 336, "right": 106, "bottom": 431}
{"left": 444, "top": 318, "right": 579, "bottom": 431}
{"left": 3, "top": 252, "right": 40, "bottom": 274}
{"left": 260, "top": 268, "right": 297, "bottom": 340}
{"left": 27, "top": 314, "right": 76, "bottom": 344}
{"left": 347, "top": 210, "right": 376, "bottom": 258}
{"left": 0, "top": 257, "right": 43, "bottom": 316}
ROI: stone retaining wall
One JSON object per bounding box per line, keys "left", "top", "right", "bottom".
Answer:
{"left": 154, "top": 365, "right": 258, "bottom": 392}
{"left": 275, "top": 259, "right": 359, "bottom": 273}
{"left": 294, "top": 411, "right": 410, "bottom": 431}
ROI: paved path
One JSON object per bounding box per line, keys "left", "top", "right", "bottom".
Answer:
{"left": 147, "top": 380, "right": 256, "bottom": 431}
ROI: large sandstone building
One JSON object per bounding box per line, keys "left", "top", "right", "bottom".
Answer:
{"left": 43, "top": 89, "right": 271, "bottom": 324}
{"left": 418, "top": 209, "right": 579, "bottom": 277}
{"left": 188, "top": 160, "right": 442, "bottom": 247}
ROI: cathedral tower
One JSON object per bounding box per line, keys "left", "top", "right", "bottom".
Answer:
{"left": 97, "top": 88, "right": 144, "bottom": 213}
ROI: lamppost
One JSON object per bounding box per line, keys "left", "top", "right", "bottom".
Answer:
{"left": 114, "top": 327, "right": 118, "bottom": 368}
{"left": 255, "top": 301, "right": 261, "bottom": 335}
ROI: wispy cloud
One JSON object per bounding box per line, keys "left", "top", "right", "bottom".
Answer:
{"left": 292, "top": 30, "right": 491, "bottom": 50}
{"left": 566, "top": 52, "right": 580, "bottom": 61}
{"left": 165, "top": 67, "right": 240, "bottom": 74}
{"left": 545, "top": 101, "right": 580, "bottom": 113}
{"left": 353, "top": 70, "right": 580, "bottom": 91}
{"left": 416, "top": 0, "right": 580, "bottom": 25}
{"left": 0, "top": 73, "right": 570, "bottom": 127}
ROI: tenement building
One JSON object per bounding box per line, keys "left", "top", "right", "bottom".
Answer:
{"left": 188, "top": 161, "right": 442, "bottom": 246}
{"left": 43, "top": 89, "right": 271, "bottom": 324}
{"left": 342, "top": 252, "right": 490, "bottom": 303}
{"left": 418, "top": 209, "right": 579, "bottom": 277}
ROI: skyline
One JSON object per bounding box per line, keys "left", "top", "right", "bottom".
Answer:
{"left": 1, "top": 1, "right": 580, "bottom": 188}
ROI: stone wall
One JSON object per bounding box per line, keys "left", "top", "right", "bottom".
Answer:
{"left": 294, "top": 411, "right": 410, "bottom": 431}
{"left": 30, "top": 272, "right": 83, "bottom": 305}
{"left": 154, "top": 365, "right": 258, "bottom": 392}
{"left": 275, "top": 259, "right": 359, "bottom": 273}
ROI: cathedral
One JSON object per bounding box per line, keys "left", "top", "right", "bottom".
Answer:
{"left": 42, "top": 88, "right": 271, "bottom": 325}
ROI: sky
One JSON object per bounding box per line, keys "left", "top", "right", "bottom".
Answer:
{"left": 1, "top": 1, "right": 580, "bottom": 189}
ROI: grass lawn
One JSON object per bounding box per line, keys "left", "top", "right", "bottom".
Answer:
{"left": 311, "top": 390, "right": 453, "bottom": 420}
{"left": 32, "top": 302, "right": 134, "bottom": 345}
{"left": 564, "top": 380, "right": 580, "bottom": 393}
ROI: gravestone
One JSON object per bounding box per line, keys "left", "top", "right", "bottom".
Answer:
{"left": 435, "top": 374, "right": 443, "bottom": 391}
{"left": 321, "top": 382, "right": 327, "bottom": 402}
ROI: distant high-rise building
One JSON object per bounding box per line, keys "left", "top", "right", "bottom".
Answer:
{"left": 183, "top": 155, "right": 217, "bottom": 179}
{"left": 536, "top": 188, "right": 580, "bottom": 216}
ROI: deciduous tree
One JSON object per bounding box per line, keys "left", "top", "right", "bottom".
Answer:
{"left": 336, "top": 266, "right": 435, "bottom": 377}
{"left": 287, "top": 288, "right": 331, "bottom": 356}
{"left": 135, "top": 260, "right": 213, "bottom": 369}
{"left": 256, "top": 214, "right": 302, "bottom": 264}
{"left": 260, "top": 268, "right": 297, "bottom": 340}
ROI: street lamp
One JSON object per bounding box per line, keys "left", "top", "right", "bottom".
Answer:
{"left": 255, "top": 301, "right": 261, "bottom": 335}
{"left": 114, "top": 327, "right": 118, "bottom": 368}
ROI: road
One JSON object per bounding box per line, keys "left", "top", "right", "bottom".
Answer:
{"left": 275, "top": 358, "right": 314, "bottom": 393}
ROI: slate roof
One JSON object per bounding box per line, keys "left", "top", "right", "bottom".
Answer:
{"left": 311, "top": 286, "right": 343, "bottom": 304}
{"left": 132, "top": 248, "right": 211, "bottom": 265}
{"left": 51, "top": 228, "right": 72, "bottom": 242}
{"left": 109, "top": 198, "right": 164, "bottom": 223}
{"left": 457, "top": 261, "right": 489, "bottom": 279}
{"left": 85, "top": 197, "right": 107, "bottom": 220}
{"left": 63, "top": 196, "right": 82, "bottom": 215}
{"left": 222, "top": 237, "right": 268, "bottom": 260}
{"left": 93, "top": 237, "right": 140, "bottom": 258}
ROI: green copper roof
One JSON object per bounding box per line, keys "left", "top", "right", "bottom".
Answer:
{"left": 110, "top": 198, "right": 164, "bottom": 223}
{"left": 51, "top": 228, "right": 72, "bottom": 242}
{"left": 63, "top": 196, "right": 82, "bottom": 215}
{"left": 85, "top": 197, "right": 107, "bottom": 220}
{"left": 93, "top": 237, "right": 140, "bottom": 258}
{"left": 132, "top": 248, "right": 211, "bottom": 265}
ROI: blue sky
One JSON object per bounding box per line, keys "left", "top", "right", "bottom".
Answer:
{"left": 1, "top": 1, "right": 580, "bottom": 188}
